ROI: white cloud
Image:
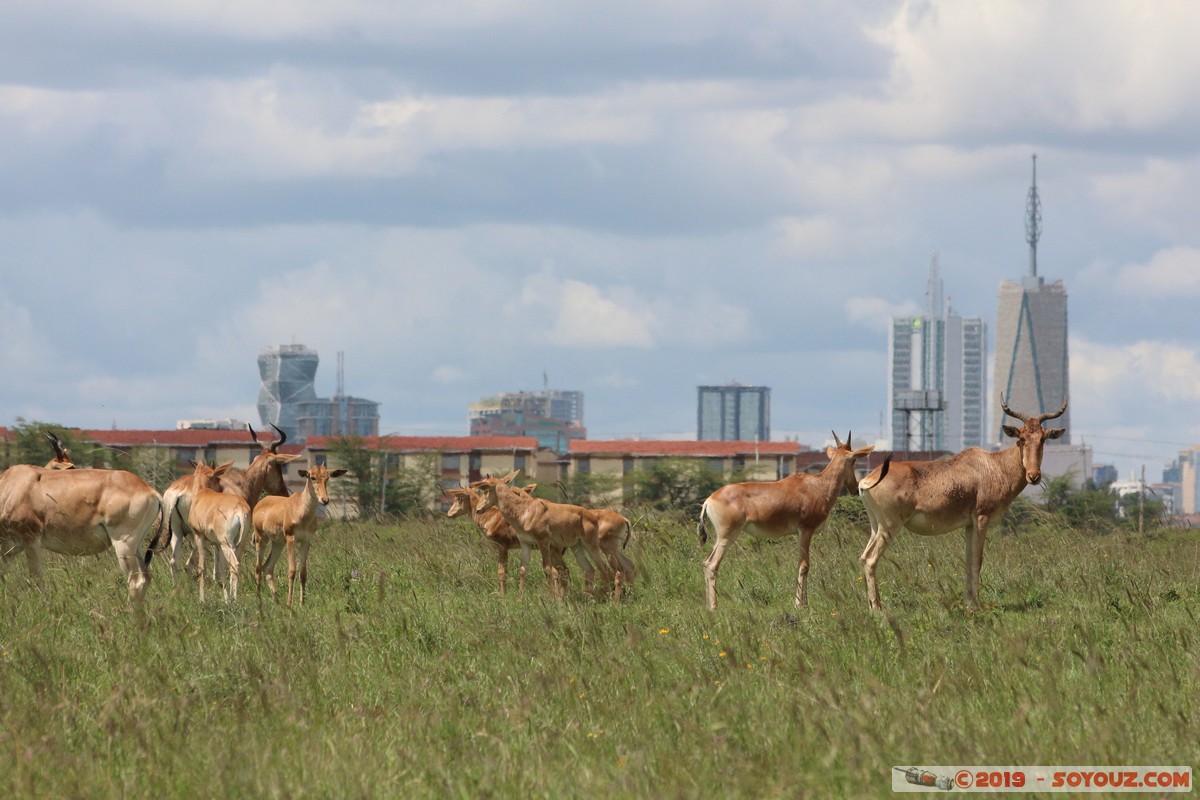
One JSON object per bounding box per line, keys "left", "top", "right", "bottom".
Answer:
{"left": 844, "top": 296, "right": 920, "bottom": 333}
{"left": 431, "top": 365, "right": 465, "bottom": 384}
{"left": 1111, "top": 247, "right": 1200, "bottom": 297}
{"left": 1073, "top": 337, "right": 1200, "bottom": 406}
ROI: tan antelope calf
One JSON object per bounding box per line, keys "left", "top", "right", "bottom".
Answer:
{"left": 445, "top": 484, "right": 538, "bottom": 595}
{"left": 580, "top": 506, "right": 636, "bottom": 599}
{"left": 471, "top": 473, "right": 610, "bottom": 600}
{"left": 0, "top": 464, "right": 163, "bottom": 604}
{"left": 252, "top": 465, "right": 347, "bottom": 607}
{"left": 857, "top": 398, "right": 1067, "bottom": 610}
{"left": 186, "top": 461, "right": 252, "bottom": 603}
{"left": 164, "top": 424, "right": 297, "bottom": 578}
{"left": 698, "top": 432, "right": 874, "bottom": 610}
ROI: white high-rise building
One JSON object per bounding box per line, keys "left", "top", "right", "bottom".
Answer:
{"left": 888, "top": 255, "right": 988, "bottom": 452}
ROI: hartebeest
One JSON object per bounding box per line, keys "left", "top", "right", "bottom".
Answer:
{"left": 698, "top": 432, "right": 874, "bottom": 611}
{"left": 471, "top": 473, "right": 611, "bottom": 600}
{"left": 186, "top": 461, "right": 251, "bottom": 602}
{"left": 0, "top": 464, "right": 163, "bottom": 603}
{"left": 445, "top": 484, "right": 538, "bottom": 595}
{"left": 581, "top": 506, "right": 636, "bottom": 599}
{"left": 857, "top": 397, "right": 1067, "bottom": 610}
{"left": 164, "top": 424, "right": 296, "bottom": 577}
{"left": 252, "top": 465, "right": 347, "bottom": 607}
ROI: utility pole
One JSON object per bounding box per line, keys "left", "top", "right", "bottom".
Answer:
{"left": 1138, "top": 465, "right": 1145, "bottom": 535}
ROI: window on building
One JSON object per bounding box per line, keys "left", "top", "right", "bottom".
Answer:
{"left": 578, "top": 457, "right": 590, "bottom": 474}
{"left": 442, "top": 453, "right": 461, "bottom": 471}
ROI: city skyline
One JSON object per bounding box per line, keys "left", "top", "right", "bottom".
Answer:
{"left": 2, "top": 2, "right": 1198, "bottom": 484}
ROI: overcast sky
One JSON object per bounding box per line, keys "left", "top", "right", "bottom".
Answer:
{"left": 2, "top": 0, "right": 1198, "bottom": 481}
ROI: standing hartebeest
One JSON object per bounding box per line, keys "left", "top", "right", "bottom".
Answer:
{"left": 857, "top": 397, "right": 1067, "bottom": 610}
{"left": 445, "top": 484, "right": 537, "bottom": 596}
{"left": 471, "top": 472, "right": 611, "bottom": 600}
{"left": 164, "top": 424, "right": 296, "bottom": 578}
{"left": 252, "top": 465, "right": 347, "bottom": 607}
{"left": 698, "top": 432, "right": 874, "bottom": 611}
{"left": 0, "top": 464, "right": 163, "bottom": 604}
{"left": 186, "top": 461, "right": 251, "bottom": 603}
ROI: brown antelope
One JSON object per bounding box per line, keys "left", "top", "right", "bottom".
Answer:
{"left": 0, "top": 464, "right": 163, "bottom": 604}
{"left": 471, "top": 472, "right": 612, "bottom": 600}
{"left": 698, "top": 432, "right": 874, "bottom": 611}
{"left": 581, "top": 506, "right": 636, "bottom": 599}
{"left": 857, "top": 397, "right": 1067, "bottom": 610}
{"left": 252, "top": 465, "right": 347, "bottom": 607}
{"left": 186, "top": 461, "right": 252, "bottom": 602}
{"left": 164, "top": 424, "right": 297, "bottom": 577}
{"left": 445, "top": 484, "right": 538, "bottom": 595}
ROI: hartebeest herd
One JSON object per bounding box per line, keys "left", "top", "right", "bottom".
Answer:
{"left": 0, "top": 398, "right": 1067, "bottom": 611}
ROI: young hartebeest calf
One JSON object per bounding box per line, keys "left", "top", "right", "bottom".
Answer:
{"left": 164, "top": 424, "right": 296, "bottom": 578}
{"left": 445, "top": 484, "right": 537, "bottom": 595}
{"left": 0, "top": 464, "right": 162, "bottom": 604}
{"left": 698, "top": 432, "right": 874, "bottom": 611}
{"left": 252, "top": 465, "right": 347, "bottom": 607}
{"left": 471, "top": 473, "right": 610, "bottom": 600}
{"left": 187, "top": 461, "right": 252, "bottom": 603}
{"left": 857, "top": 397, "right": 1067, "bottom": 610}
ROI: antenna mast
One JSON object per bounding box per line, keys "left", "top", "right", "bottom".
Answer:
{"left": 1025, "top": 153, "right": 1042, "bottom": 278}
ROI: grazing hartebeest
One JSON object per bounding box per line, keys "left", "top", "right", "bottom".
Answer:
{"left": 471, "top": 473, "right": 609, "bottom": 600}
{"left": 580, "top": 506, "right": 636, "bottom": 599}
{"left": 186, "top": 461, "right": 252, "bottom": 603}
{"left": 252, "top": 465, "right": 347, "bottom": 607}
{"left": 698, "top": 432, "right": 874, "bottom": 611}
{"left": 0, "top": 465, "right": 163, "bottom": 604}
{"left": 857, "top": 397, "right": 1067, "bottom": 610}
{"left": 164, "top": 424, "right": 296, "bottom": 577}
{"left": 445, "top": 484, "right": 538, "bottom": 595}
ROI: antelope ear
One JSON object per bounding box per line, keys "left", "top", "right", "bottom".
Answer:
{"left": 1046, "top": 427, "right": 1066, "bottom": 440}
{"left": 852, "top": 445, "right": 875, "bottom": 459}
{"left": 273, "top": 453, "right": 302, "bottom": 464}
{"left": 329, "top": 469, "right": 348, "bottom": 478}
{"left": 298, "top": 469, "right": 310, "bottom": 479}
{"left": 1002, "top": 425, "right": 1020, "bottom": 439}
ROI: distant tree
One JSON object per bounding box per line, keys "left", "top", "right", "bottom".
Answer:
{"left": 328, "top": 436, "right": 378, "bottom": 517}
{"left": 382, "top": 455, "right": 441, "bottom": 518}
{"left": 626, "top": 458, "right": 728, "bottom": 515}
{"left": 2, "top": 419, "right": 87, "bottom": 469}
{"left": 553, "top": 471, "right": 622, "bottom": 507}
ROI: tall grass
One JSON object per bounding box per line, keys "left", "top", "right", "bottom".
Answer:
{"left": 1, "top": 510, "right": 1196, "bottom": 798}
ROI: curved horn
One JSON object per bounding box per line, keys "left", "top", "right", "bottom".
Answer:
{"left": 269, "top": 423, "right": 287, "bottom": 452}
{"left": 44, "top": 431, "right": 70, "bottom": 460}
{"left": 846, "top": 430, "right": 852, "bottom": 448}
{"left": 831, "top": 429, "right": 844, "bottom": 448}
{"left": 247, "top": 423, "right": 259, "bottom": 444}
{"left": 1036, "top": 398, "right": 1068, "bottom": 424}
{"left": 999, "top": 393, "right": 1030, "bottom": 423}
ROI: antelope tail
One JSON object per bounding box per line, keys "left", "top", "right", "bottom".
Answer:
{"left": 144, "top": 495, "right": 167, "bottom": 567}
{"left": 697, "top": 501, "right": 710, "bottom": 545}
{"left": 860, "top": 454, "right": 893, "bottom": 491}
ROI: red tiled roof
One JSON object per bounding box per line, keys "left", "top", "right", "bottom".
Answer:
{"left": 306, "top": 435, "right": 539, "bottom": 453}
{"left": 81, "top": 429, "right": 265, "bottom": 447}
{"left": 568, "top": 440, "right": 801, "bottom": 457}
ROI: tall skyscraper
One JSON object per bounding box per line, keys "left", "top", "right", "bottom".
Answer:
{"left": 888, "top": 255, "right": 988, "bottom": 452}
{"left": 257, "top": 344, "right": 380, "bottom": 441}
{"left": 697, "top": 384, "right": 771, "bottom": 442}
{"left": 992, "top": 155, "right": 1071, "bottom": 443}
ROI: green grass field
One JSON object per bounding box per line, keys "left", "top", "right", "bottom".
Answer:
{"left": 1, "top": 508, "right": 1197, "bottom": 798}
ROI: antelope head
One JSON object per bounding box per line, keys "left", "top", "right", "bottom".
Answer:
{"left": 445, "top": 488, "right": 475, "bottom": 518}
{"left": 44, "top": 432, "right": 77, "bottom": 470}
{"left": 191, "top": 460, "right": 233, "bottom": 492}
{"left": 297, "top": 465, "right": 348, "bottom": 506}
{"left": 1000, "top": 395, "right": 1067, "bottom": 485}
{"left": 828, "top": 429, "right": 876, "bottom": 495}
{"left": 249, "top": 423, "right": 298, "bottom": 494}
